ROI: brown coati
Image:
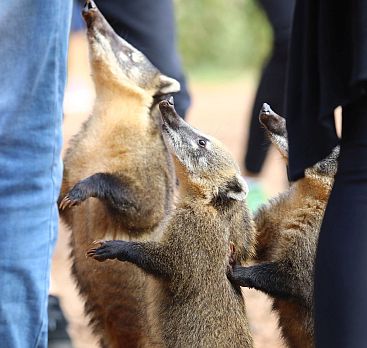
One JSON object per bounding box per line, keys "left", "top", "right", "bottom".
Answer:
{"left": 228, "top": 103, "right": 339, "bottom": 348}
{"left": 87, "top": 99, "right": 256, "bottom": 348}
{"left": 59, "top": 1, "right": 180, "bottom": 347}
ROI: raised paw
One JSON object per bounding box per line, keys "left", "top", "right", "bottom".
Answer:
{"left": 59, "top": 181, "right": 90, "bottom": 210}
{"left": 86, "top": 240, "right": 127, "bottom": 262}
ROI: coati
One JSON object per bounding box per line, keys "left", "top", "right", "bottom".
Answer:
{"left": 87, "top": 99, "right": 256, "bottom": 348}
{"left": 59, "top": 1, "right": 180, "bottom": 347}
{"left": 228, "top": 103, "right": 339, "bottom": 348}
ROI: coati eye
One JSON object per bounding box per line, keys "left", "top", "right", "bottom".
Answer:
{"left": 198, "top": 139, "right": 207, "bottom": 148}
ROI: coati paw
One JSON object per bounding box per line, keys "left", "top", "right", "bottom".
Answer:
{"left": 86, "top": 240, "right": 127, "bottom": 262}
{"left": 59, "top": 194, "right": 78, "bottom": 210}
{"left": 59, "top": 181, "right": 90, "bottom": 210}
{"left": 227, "top": 264, "right": 241, "bottom": 282}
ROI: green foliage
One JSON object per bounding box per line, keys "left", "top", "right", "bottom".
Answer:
{"left": 175, "top": 0, "right": 271, "bottom": 77}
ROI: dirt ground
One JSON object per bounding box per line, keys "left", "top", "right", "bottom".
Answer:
{"left": 51, "top": 33, "right": 288, "bottom": 348}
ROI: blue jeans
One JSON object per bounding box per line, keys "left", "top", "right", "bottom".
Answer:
{"left": 0, "top": 1, "right": 71, "bottom": 347}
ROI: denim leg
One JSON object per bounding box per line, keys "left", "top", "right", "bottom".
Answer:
{"left": 0, "top": 1, "right": 71, "bottom": 347}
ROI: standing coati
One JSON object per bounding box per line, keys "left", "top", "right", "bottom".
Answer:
{"left": 228, "top": 103, "right": 339, "bottom": 348}
{"left": 87, "top": 99, "right": 256, "bottom": 348}
{"left": 59, "top": 1, "right": 180, "bottom": 347}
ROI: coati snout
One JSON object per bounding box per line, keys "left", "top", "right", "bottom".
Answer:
{"left": 83, "top": 0, "right": 180, "bottom": 95}
{"left": 259, "top": 103, "right": 288, "bottom": 159}
{"left": 260, "top": 103, "right": 339, "bottom": 177}
{"left": 159, "top": 99, "right": 248, "bottom": 201}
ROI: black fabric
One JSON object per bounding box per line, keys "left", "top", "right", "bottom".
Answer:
{"left": 286, "top": 0, "right": 367, "bottom": 180}
{"left": 314, "top": 96, "right": 367, "bottom": 347}
{"left": 245, "top": 0, "right": 294, "bottom": 174}
{"left": 79, "top": 0, "right": 191, "bottom": 118}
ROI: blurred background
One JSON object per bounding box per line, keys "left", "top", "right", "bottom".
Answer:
{"left": 176, "top": 0, "right": 270, "bottom": 79}
{"left": 53, "top": 0, "right": 289, "bottom": 347}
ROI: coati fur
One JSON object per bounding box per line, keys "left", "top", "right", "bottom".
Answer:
{"left": 87, "top": 99, "right": 256, "bottom": 348}
{"left": 59, "top": 1, "right": 180, "bottom": 347}
{"left": 228, "top": 103, "right": 339, "bottom": 348}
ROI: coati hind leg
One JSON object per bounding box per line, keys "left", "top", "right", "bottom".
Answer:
{"left": 228, "top": 262, "right": 300, "bottom": 300}
{"left": 87, "top": 240, "right": 173, "bottom": 278}
{"left": 59, "top": 173, "right": 136, "bottom": 212}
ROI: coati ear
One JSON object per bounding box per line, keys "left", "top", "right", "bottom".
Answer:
{"left": 157, "top": 74, "right": 181, "bottom": 95}
{"left": 213, "top": 174, "right": 248, "bottom": 206}
{"left": 226, "top": 174, "right": 248, "bottom": 201}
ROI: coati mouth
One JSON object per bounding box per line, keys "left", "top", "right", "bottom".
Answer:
{"left": 259, "top": 103, "right": 287, "bottom": 137}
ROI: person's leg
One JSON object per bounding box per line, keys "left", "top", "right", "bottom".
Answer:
{"left": 95, "top": 0, "right": 191, "bottom": 118}
{"left": 0, "top": 1, "right": 72, "bottom": 347}
{"left": 244, "top": 0, "right": 295, "bottom": 174}
{"left": 314, "top": 96, "right": 367, "bottom": 347}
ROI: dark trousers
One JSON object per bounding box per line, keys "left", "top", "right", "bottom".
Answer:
{"left": 315, "top": 96, "right": 367, "bottom": 347}
{"left": 244, "top": 0, "right": 294, "bottom": 173}
{"left": 86, "top": 0, "right": 191, "bottom": 118}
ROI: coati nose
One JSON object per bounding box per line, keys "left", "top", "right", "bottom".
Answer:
{"left": 261, "top": 103, "right": 271, "bottom": 114}
{"left": 159, "top": 99, "right": 180, "bottom": 130}
{"left": 83, "top": 0, "right": 96, "bottom": 12}
{"left": 259, "top": 103, "right": 275, "bottom": 125}
{"left": 259, "top": 104, "right": 286, "bottom": 135}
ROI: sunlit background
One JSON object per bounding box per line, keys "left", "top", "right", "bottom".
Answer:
{"left": 55, "top": 1, "right": 288, "bottom": 346}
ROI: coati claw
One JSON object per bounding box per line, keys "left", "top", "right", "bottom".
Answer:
{"left": 59, "top": 194, "right": 80, "bottom": 210}
{"left": 92, "top": 239, "right": 106, "bottom": 245}
{"left": 86, "top": 248, "right": 97, "bottom": 256}
{"left": 60, "top": 180, "right": 91, "bottom": 210}
{"left": 87, "top": 240, "right": 128, "bottom": 262}
{"left": 86, "top": 246, "right": 108, "bottom": 262}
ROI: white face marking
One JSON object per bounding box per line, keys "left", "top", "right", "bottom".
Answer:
{"left": 93, "top": 32, "right": 123, "bottom": 78}
{"left": 190, "top": 139, "right": 199, "bottom": 150}
{"left": 131, "top": 52, "right": 142, "bottom": 63}
{"left": 205, "top": 142, "right": 212, "bottom": 151}
{"left": 118, "top": 51, "right": 129, "bottom": 62}
{"left": 163, "top": 128, "right": 195, "bottom": 172}
{"left": 163, "top": 127, "right": 180, "bottom": 153}
{"left": 94, "top": 31, "right": 112, "bottom": 55}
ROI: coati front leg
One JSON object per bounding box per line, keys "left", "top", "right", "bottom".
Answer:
{"left": 87, "top": 240, "right": 173, "bottom": 278}
{"left": 59, "top": 173, "right": 136, "bottom": 212}
{"left": 228, "top": 262, "right": 301, "bottom": 301}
